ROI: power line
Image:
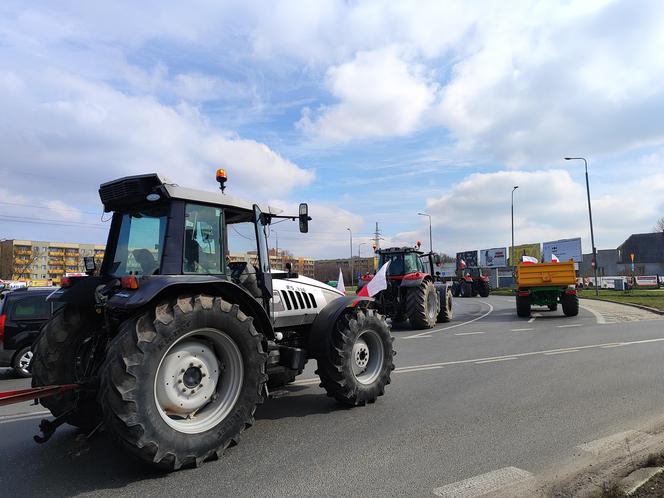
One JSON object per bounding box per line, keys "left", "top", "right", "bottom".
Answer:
{"left": 0, "top": 215, "right": 108, "bottom": 230}
{"left": 0, "top": 200, "right": 101, "bottom": 216}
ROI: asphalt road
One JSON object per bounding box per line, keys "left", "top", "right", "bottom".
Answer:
{"left": 1, "top": 296, "right": 664, "bottom": 497}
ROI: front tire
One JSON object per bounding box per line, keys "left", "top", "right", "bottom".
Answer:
{"left": 407, "top": 281, "right": 439, "bottom": 329}
{"left": 32, "top": 305, "right": 103, "bottom": 429}
{"left": 478, "top": 281, "right": 490, "bottom": 298}
{"left": 516, "top": 295, "right": 531, "bottom": 317}
{"left": 437, "top": 288, "right": 454, "bottom": 323}
{"left": 317, "top": 309, "right": 394, "bottom": 406}
{"left": 99, "top": 295, "right": 267, "bottom": 470}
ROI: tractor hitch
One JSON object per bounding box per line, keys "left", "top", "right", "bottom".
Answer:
{"left": 34, "top": 409, "right": 75, "bottom": 444}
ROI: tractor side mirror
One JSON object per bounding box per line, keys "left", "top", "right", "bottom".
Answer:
{"left": 434, "top": 253, "right": 442, "bottom": 265}
{"left": 83, "top": 256, "right": 96, "bottom": 276}
{"left": 299, "top": 203, "right": 309, "bottom": 233}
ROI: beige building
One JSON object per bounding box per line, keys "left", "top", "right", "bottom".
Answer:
{"left": 228, "top": 249, "right": 315, "bottom": 278}
{"left": 0, "top": 239, "right": 105, "bottom": 285}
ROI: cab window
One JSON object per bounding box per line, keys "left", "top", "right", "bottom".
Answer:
{"left": 184, "top": 203, "right": 224, "bottom": 274}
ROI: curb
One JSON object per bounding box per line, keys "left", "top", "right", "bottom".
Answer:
{"left": 579, "top": 297, "right": 664, "bottom": 316}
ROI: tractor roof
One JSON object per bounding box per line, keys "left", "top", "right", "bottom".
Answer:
{"left": 99, "top": 173, "right": 281, "bottom": 215}
{"left": 377, "top": 246, "right": 422, "bottom": 255}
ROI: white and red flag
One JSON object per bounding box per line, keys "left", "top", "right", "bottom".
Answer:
{"left": 459, "top": 259, "right": 466, "bottom": 269}
{"left": 336, "top": 268, "right": 346, "bottom": 295}
{"left": 521, "top": 255, "right": 538, "bottom": 264}
{"left": 551, "top": 253, "right": 560, "bottom": 263}
{"left": 357, "top": 261, "right": 391, "bottom": 297}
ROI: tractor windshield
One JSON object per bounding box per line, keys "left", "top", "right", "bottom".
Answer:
{"left": 108, "top": 206, "right": 168, "bottom": 277}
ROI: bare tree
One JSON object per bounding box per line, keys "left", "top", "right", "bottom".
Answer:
{"left": 655, "top": 217, "right": 664, "bottom": 233}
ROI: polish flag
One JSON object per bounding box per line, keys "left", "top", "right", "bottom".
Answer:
{"left": 336, "top": 268, "right": 346, "bottom": 295}
{"left": 459, "top": 259, "right": 466, "bottom": 269}
{"left": 551, "top": 254, "right": 560, "bottom": 263}
{"left": 357, "top": 261, "right": 391, "bottom": 297}
{"left": 522, "top": 255, "right": 538, "bottom": 264}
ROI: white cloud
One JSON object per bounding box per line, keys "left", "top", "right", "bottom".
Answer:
{"left": 419, "top": 169, "right": 664, "bottom": 256}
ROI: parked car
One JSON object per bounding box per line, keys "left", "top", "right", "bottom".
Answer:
{"left": 0, "top": 287, "right": 60, "bottom": 377}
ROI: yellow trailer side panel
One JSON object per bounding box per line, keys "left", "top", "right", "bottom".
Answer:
{"left": 516, "top": 261, "right": 576, "bottom": 288}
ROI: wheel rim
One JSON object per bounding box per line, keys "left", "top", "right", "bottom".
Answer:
{"left": 426, "top": 291, "right": 437, "bottom": 319}
{"left": 351, "top": 329, "right": 385, "bottom": 385}
{"left": 18, "top": 350, "right": 32, "bottom": 374}
{"left": 154, "top": 328, "right": 243, "bottom": 435}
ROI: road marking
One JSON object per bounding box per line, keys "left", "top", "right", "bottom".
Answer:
{"left": 557, "top": 324, "right": 582, "bottom": 328}
{"left": 527, "top": 317, "right": 536, "bottom": 323}
{"left": 580, "top": 304, "right": 607, "bottom": 324}
{"left": 404, "top": 301, "right": 494, "bottom": 339}
{"left": 0, "top": 411, "right": 50, "bottom": 424}
{"left": 475, "top": 357, "right": 517, "bottom": 364}
{"left": 455, "top": 331, "right": 485, "bottom": 336}
{"left": 408, "top": 334, "right": 432, "bottom": 338}
{"left": 292, "top": 336, "right": 664, "bottom": 385}
{"left": 543, "top": 349, "right": 579, "bottom": 355}
{"left": 511, "top": 328, "right": 534, "bottom": 332}
{"left": 578, "top": 430, "right": 650, "bottom": 456}
{"left": 433, "top": 467, "right": 534, "bottom": 497}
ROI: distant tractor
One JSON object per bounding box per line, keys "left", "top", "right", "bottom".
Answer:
{"left": 451, "top": 267, "right": 491, "bottom": 298}
{"left": 515, "top": 261, "right": 579, "bottom": 317}
{"left": 5, "top": 172, "right": 397, "bottom": 470}
{"left": 372, "top": 247, "right": 453, "bottom": 329}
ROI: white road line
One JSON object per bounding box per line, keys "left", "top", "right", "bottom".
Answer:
{"left": 557, "top": 324, "right": 582, "bottom": 328}
{"left": 511, "top": 328, "right": 534, "bottom": 332}
{"left": 433, "top": 467, "right": 534, "bottom": 497}
{"left": 407, "top": 334, "right": 432, "bottom": 338}
{"left": 0, "top": 411, "right": 51, "bottom": 424}
{"left": 292, "top": 336, "right": 664, "bottom": 385}
{"left": 455, "top": 331, "right": 485, "bottom": 336}
{"left": 475, "top": 357, "right": 517, "bottom": 364}
{"left": 404, "top": 301, "right": 494, "bottom": 339}
{"left": 543, "top": 349, "right": 579, "bottom": 355}
{"left": 580, "top": 304, "right": 607, "bottom": 325}
{"left": 527, "top": 317, "right": 536, "bottom": 323}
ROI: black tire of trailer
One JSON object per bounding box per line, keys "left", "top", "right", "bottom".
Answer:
{"left": 99, "top": 295, "right": 267, "bottom": 471}
{"left": 460, "top": 281, "right": 473, "bottom": 298}
{"left": 561, "top": 292, "right": 579, "bottom": 317}
{"left": 548, "top": 303, "right": 558, "bottom": 311}
{"left": 31, "top": 305, "right": 103, "bottom": 429}
{"left": 516, "top": 295, "right": 531, "bottom": 317}
{"left": 316, "top": 308, "right": 394, "bottom": 406}
{"left": 407, "top": 280, "right": 439, "bottom": 329}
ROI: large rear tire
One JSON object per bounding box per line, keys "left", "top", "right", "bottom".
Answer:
{"left": 460, "top": 281, "right": 473, "bottom": 298}
{"left": 99, "top": 295, "right": 267, "bottom": 470}
{"left": 452, "top": 283, "right": 460, "bottom": 297}
{"left": 317, "top": 308, "right": 394, "bottom": 406}
{"left": 407, "top": 281, "right": 439, "bottom": 329}
{"left": 31, "top": 305, "right": 103, "bottom": 429}
{"left": 437, "top": 287, "right": 453, "bottom": 323}
{"left": 516, "top": 295, "right": 531, "bottom": 318}
{"left": 561, "top": 292, "right": 579, "bottom": 317}
{"left": 478, "top": 281, "right": 490, "bottom": 298}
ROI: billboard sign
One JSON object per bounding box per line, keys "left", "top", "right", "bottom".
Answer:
{"left": 456, "top": 250, "right": 478, "bottom": 269}
{"left": 509, "top": 243, "right": 541, "bottom": 266}
{"left": 480, "top": 247, "right": 507, "bottom": 267}
{"left": 542, "top": 238, "right": 583, "bottom": 263}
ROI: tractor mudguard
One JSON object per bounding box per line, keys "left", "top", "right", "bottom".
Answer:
{"left": 47, "top": 276, "right": 104, "bottom": 306}
{"left": 306, "top": 295, "right": 374, "bottom": 360}
{"left": 107, "top": 276, "right": 274, "bottom": 339}
{"left": 398, "top": 273, "right": 432, "bottom": 288}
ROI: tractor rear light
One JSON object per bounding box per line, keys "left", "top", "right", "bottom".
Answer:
{"left": 402, "top": 272, "right": 425, "bottom": 280}
{"left": 60, "top": 277, "right": 72, "bottom": 288}
{"left": 121, "top": 276, "right": 139, "bottom": 290}
{"left": 517, "top": 290, "right": 530, "bottom": 297}
{"left": 565, "top": 288, "right": 577, "bottom": 295}
{"left": 0, "top": 314, "right": 5, "bottom": 344}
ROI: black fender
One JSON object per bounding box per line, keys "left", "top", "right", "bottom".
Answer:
{"left": 399, "top": 275, "right": 433, "bottom": 288}
{"left": 46, "top": 276, "right": 105, "bottom": 306}
{"left": 306, "top": 295, "right": 374, "bottom": 360}
{"left": 107, "top": 276, "right": 274, "bottom": 340}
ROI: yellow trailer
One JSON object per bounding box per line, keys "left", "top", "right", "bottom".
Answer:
{"left": 515, "top": 261, "right": 578, "bottom": 317}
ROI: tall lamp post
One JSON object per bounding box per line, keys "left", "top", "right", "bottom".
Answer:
{"left": 418, "top": 212, "right": 433, "bottom": 252}
{"left": 511, "top": 186, "right": 519, "bottom": 273}
{"left": 346, "top": 227, "right": 353, "bottom": 286}
{"left": 565, "top": 157, "right": 599, "bottom": 296}
{"left": 358, "top": 242, "right": 367, "bottom": 259}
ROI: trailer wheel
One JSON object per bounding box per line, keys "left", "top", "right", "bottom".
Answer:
{"left": 548, "top": 303, "right": 558, "bottom": 311}
{"left": 561, "top": 292, "right": 579, "bottom": 317}
{"left": 317, "top": 308, "right": 394, "bottom": 406}
{"left": 437, "top": 288, "right": 454, "bottom": 323}
{"left": 460, "top": 281, "right": 473, "bottom": 298}
{"left": 407, "top": 280, "right": 439, "bottom": 329}
{"left": 516, "top": 295, "right": 531, "bottom": 317}
{"left": 99, "top": 295, "right": 267, "bottom": 470}
{"left": 31, "top": 305, "right": 103, "bottom": 429}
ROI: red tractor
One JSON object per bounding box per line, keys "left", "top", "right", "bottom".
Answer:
{"left": 370, "top": 247, "right": 453, "bottom": 329}
{"left": 451, "top": 267, "right": 490, "bottom": 298}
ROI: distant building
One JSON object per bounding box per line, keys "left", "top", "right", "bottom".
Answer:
{"left": 579, "top": 232, "right": 664, "bottom": 276}
{"left": 314, "top": 257, "right": 375, "bottom": 284}
{"left": 0, "top": 239, "right": 105, "bottom": 285}
{"left": 228, "top": 250, "right": 315, "bottom": 278}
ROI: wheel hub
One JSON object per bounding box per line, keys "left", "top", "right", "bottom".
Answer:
{"left": 350, "top": 330, "right": 385, "bottom": 385}
{"left": 353, "top": 338, "right": 370, "bottom": 370}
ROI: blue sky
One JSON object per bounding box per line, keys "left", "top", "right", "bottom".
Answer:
{"left": 1, "top": 0, "right": 663, "bottom": 259}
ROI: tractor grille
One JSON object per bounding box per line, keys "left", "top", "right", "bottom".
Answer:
{"left": 280, "top": 290, "right": 317, "bottom": 311}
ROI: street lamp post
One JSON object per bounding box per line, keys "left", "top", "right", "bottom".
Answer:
{"left": 565, "top": 157, "right": 599, "bottom": 296}
{"left": 418, "top": 212, "right": 433, "bottom": 252}
{"left": 346, "top": 227, "right": 353, "bottom": 287}
{"left": 511, "top": 186, "right": 518, "bottom": 272}
{"left": 358, "top": 242, "right": 367, "bottom": 259}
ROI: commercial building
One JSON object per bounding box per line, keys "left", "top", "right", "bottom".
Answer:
{"left": 579, "top": 232, "right": 664, "bottom": 277}
{"left": 314, "top": 257, "right": 375, "bottom": 284}
{"left": 228, "top": 249, "right": 315, "bottom": 278}
{"left": 0, "top": 239, "right": 105, "bottom": 285}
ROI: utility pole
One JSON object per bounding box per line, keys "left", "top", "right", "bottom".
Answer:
{"left": 346, "top": 227, "right": 353, "bottom": 286}
{"left": 418, "top": 212, "right": 433, "bottom": 252}
{"left": 565, "top": 157, "right": 599, "bottom": 296}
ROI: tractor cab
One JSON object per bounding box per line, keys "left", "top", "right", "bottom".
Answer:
{"left": 377, "top": 247, "right": 426, "bottom": 279}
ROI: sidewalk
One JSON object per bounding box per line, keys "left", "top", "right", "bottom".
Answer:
{"left": 580, "top": 298, "right": 664, "bottom": 324}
